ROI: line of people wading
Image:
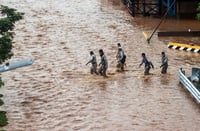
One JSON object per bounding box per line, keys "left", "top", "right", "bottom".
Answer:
{"left": 86, "top": 43, "right": 168, "bottom": 77}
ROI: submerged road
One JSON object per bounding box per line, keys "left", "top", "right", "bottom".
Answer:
{"left": 1, "top": 0, "right": 200, "bottom": 130}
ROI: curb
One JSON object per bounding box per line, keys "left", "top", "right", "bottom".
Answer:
{"left": 168, "top": 42, "right": 200, "bottom": 53}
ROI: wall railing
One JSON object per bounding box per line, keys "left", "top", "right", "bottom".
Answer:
{"left": 178, "top": 68, "right": 200, "bottom": 104}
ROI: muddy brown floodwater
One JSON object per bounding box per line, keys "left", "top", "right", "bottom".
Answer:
{"left": 0, "top": 0, "right": 200, "bottom": 130}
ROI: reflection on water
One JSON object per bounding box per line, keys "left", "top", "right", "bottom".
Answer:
{"left": 1, "top": 0, "right": 200, "bottom": 130}
{"left": 160, "top": 74, "right": 170, "bottom": 85}
{"left": 140, "top": 75, "right": 153, "bottom": 86}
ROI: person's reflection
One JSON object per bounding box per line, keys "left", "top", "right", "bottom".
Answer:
{"left": 99, "top": 81, "right": 107, "bottom": 91}
{"left": 160, "top": 74, "right": 170, "bottom": 85}
{"left": 142, "top": 76, "right": 152, "bottom": 86}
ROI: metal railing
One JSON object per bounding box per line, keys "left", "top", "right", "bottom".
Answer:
{"left": 0, "top": 58, "right": 34, "bottom": 73}
{"left": 178, "top": 68, "right": 200, "bottom": 104}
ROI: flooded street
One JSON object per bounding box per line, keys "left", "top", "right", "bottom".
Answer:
{"left": 1, "top": 0, "right": 200, "bottom": 130}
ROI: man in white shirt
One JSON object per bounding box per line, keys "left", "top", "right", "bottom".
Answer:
{"left": 86, "top": 51, "right": 98, "bottom": 75}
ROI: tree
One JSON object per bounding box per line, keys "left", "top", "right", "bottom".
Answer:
{"left": 0, "top": 5, "right": 24, "bottom": 128}
{"left": 197, "top": 2, "right": 200, "bottom": 20}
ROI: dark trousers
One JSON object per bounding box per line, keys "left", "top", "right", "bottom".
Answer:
{"left": 144, "top": 66, "right": 150, "bottom": 75}
{"left": 161, "top": 65, "right": 168, "bottom": 74}
{"left": 98, "top": 65, "right": 107, "bottom": 77}
{"left": 90, "top": 63, "right": 98, "bottom": 74}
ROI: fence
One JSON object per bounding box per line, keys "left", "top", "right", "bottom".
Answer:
{"left": 178, "top": 68, "right": 200, "bottom": 104}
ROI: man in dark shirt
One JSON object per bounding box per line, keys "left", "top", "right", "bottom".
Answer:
{"left": 160, "top": 52, "right": 168, "bottom": 74}
{"left": 139, "top": 53, "right": 154, "bottom": 75}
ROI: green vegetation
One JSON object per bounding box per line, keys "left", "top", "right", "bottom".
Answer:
{"left": 0, "top": 99, "right": 4, "bottom": 106}
{"left": 0, "top": 5, "right": 24, "bottom": 63}
{"left": 0, "top": 94, "right": 3, "bottom": 110}
{"left": 0, "top": 111, "right": 8, "bottom": 127}
{"left": 0, "top": 5, "right": 24, "bottom": 129}
{"left": 196, "top": 2, "right": 200, "bottom": 20}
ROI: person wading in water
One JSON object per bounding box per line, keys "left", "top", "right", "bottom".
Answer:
{"left": 139, "top": 53, "right": 154, "bottom": 75}
{"left": 160, "top": 51, "right": 168, "bottom": 74}
{"left": 98, "top": 49, "right": 108, "bottom": 77}
{"left": 116, "top": 43, "right": 126, "bottom": 71}
{"left": 86, "top": 51, "right": 98, "bottom": 75}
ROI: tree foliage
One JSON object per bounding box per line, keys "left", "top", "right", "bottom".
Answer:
{"left": 0, "top": 5, "right": 24, "bottom": 23}
{"left": 0, "top": 35, "right": 13, "bottom": 64}
{"left": 0, "top": 111, "right": 8, "bottom": 126}
{"left": 197, "top": 2, "right": 200, "bottom": 20}
{"left": 0, "top": 5, "right": 24, "bottom": 128}
{"left": 0, "top": 5, "right": 24, "bottom": 64}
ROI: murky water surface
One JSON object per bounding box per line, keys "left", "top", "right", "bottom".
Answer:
{"left": 1, "top": 0, "right": 200, "bottom": 130}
